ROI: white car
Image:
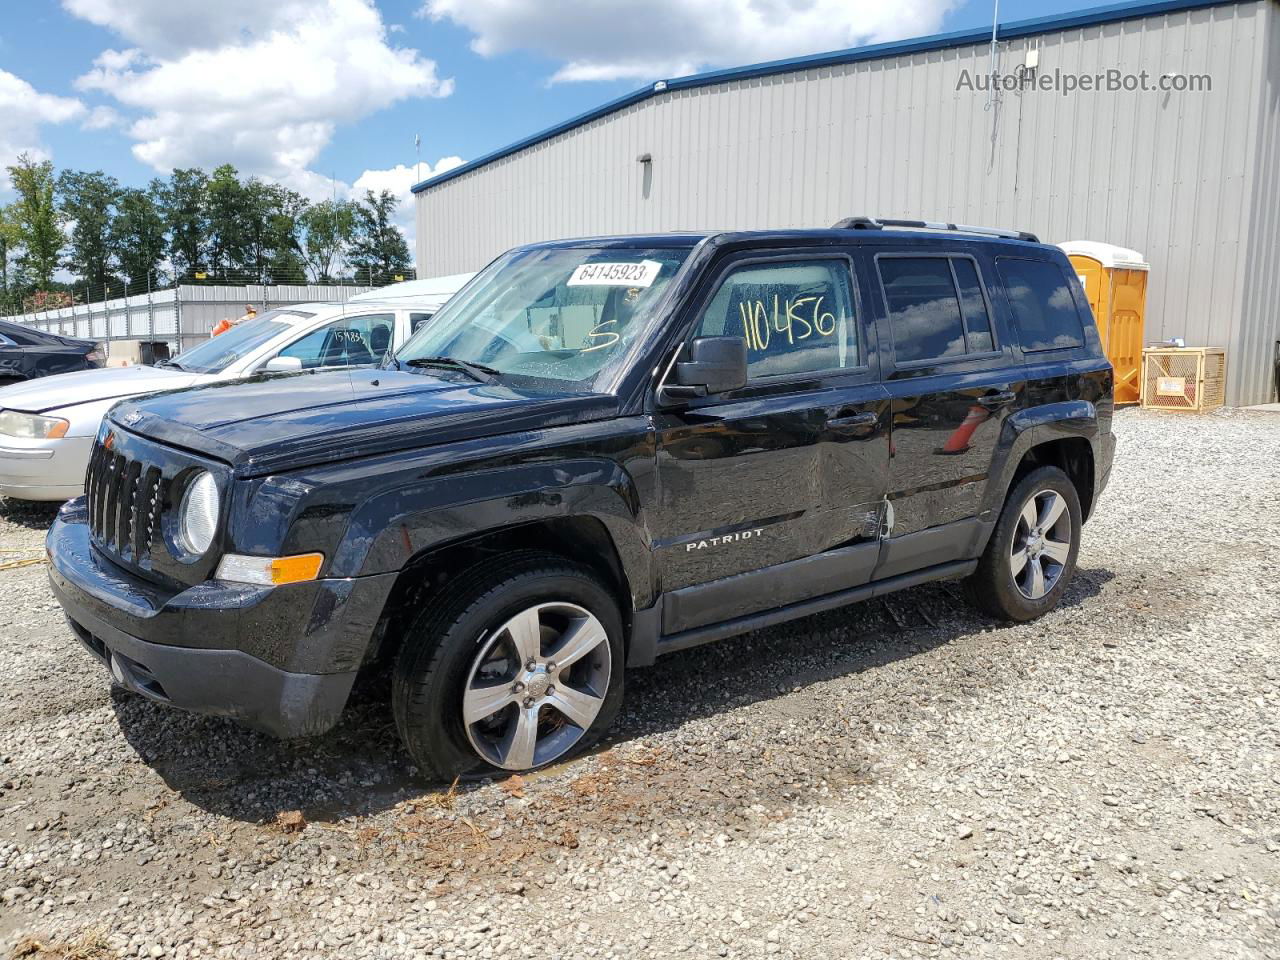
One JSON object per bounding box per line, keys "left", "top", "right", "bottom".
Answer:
{"left": 0, "top": 295, "right": 461, "bottom": 501}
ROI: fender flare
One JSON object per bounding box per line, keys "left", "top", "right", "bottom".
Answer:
{"left": 327, "top": 457, "right": 655, "bottom": 609}
{"left": 980, "top": 400, "right": 1099, "bottom": 522}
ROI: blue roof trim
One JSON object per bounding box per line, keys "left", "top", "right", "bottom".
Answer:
{"left": 412, "top": 0, "right": 1237, "bottom": 194}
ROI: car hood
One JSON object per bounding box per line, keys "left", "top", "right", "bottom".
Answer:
{"left": 111, "top": 368, "right": 621, "bottom": 475}
{"left": 0, "top": 365, "right": 205, "bottom": 414}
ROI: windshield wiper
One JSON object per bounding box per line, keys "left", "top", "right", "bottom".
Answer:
{"left": 155, "top": 358, "right": 187, "bottom": 371}
{"left": 405, "top": 355, "right": 500, "bottom": 384}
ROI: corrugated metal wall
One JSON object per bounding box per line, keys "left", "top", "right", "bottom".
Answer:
{"left": 416, "top": 0, "right": 1279, "bottom": 405}
{"left": 1239, "top": 1, "right": 1280, "bottom": 404}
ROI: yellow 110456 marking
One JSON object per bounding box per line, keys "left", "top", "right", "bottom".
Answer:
{"left": 739, "top": 295, "right": 837, "bottom": 352}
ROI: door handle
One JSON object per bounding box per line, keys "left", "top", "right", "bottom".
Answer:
{"left": 827, "top": 411, "right": 880, "bottom": 433}
{"left": 976, "top": 390, "right": 1017, "bottom": 410}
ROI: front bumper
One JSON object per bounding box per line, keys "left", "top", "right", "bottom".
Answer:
{"left": 0, "top": 435, "right": 93, "bottom": 501}
{"left": 47, "top": 500, "right": 397, "bottom": 738}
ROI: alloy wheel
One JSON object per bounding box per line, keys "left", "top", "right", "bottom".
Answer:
{"left": 1010, "top": 489, "right": 1072, "bottom": 600}
{"left": 461, "top": 602, "right": 611, "bottom": 771}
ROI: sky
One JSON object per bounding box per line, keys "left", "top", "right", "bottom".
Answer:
{"left": 1, "top": 0, "right": 1103, "bottom": 260}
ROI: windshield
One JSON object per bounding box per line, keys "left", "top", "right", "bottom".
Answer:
{"left": 170, "top": 309, "right": 316, "bottom": 374}
{"left": 394, "top": 246, "right": 691, "bottom": 390}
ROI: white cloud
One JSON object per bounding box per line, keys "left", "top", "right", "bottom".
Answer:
{"left": 423, "top": 0, "right": 959, "bottom": 83}
{"left": 0, "top": 68, "right": 85, "bottom": 173}
{"left": 82, "top": 105, "right": 123, "bottom": 131}
{"left": 70, "top": 0, "right": 453, "bottom": 183}
{"left": 61, "top": 0, "right": 302, "bottom": 55}
{"left": 353, "top": 157, "right": 463, "bottom": 205}
{"left": 351, "top": 156, "right": 464, "bottom": 244}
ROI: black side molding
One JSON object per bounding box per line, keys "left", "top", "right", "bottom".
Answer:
{"left": 630, "top": 558, "right": 977, "bottom": 663}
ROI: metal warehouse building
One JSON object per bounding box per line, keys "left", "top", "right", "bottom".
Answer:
{"left": 414, "top": 0, "right": 1280, "bottom": 406}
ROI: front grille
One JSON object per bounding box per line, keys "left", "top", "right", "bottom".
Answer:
{"left": 85, "top": 438, "right": 166, "bottom": 566}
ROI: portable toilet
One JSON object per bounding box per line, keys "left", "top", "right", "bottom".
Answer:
{"left": 1058, "top": 241, "right": 1149, "bottom": 405}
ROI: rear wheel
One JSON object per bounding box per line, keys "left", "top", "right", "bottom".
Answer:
{"left": 965, "top": 465, "right": 1082, "bottom": 621}
{"left": 391, "top": 552, "right": 624, "bottom": 781}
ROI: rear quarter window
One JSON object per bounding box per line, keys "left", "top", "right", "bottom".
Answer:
{"left": 996, "top": 258, "right": 1086, "bottom": 351}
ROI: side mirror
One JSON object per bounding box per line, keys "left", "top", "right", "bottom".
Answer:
{"left": 659, "top": 336, "right": 748, "bottom": 405}
{"left": 262, "top": 356, "right": 303, "bottom": 373}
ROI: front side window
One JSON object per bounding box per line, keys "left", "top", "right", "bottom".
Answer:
{"left": 0, "top": 332, "right": 15, "bottom": 347}
{"left": 996, "top": 258, "right": 1085, "bottom": 351}
{"left": 276, "top": 313, "right": 395, "bottom": 369}
{"left": 396, "top": 245, "right": 691, "bottom": 391}
{"left": 695, "top": 259, "right": 858, "bottom": 378}
{"left": 171, "top": 309, "right": 317, "bottom": 374}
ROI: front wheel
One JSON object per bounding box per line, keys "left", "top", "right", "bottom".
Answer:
{"left": 392, "top": 552, "right": 625, "bottom": 781}
{"left": 965, "top": 465, "right": 1082, "bottom": 621}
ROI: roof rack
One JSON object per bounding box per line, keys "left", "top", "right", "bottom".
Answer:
{"left": 832, "top": 216, "right": 1040, "bottom": 243}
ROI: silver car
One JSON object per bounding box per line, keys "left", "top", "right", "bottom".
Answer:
{"left": 0, "top": 296, "right": 460, "bottom": 501}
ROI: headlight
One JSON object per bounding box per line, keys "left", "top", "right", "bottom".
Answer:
{"left": 178, "top": 471, "right": 219, "bottom": 556}
{"left": 0, "top": 410, "right": 70, "bottom": 439}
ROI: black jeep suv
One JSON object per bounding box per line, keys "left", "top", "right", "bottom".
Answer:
{"left": 48, "top": 219, "right": 1114, "bottom": 779}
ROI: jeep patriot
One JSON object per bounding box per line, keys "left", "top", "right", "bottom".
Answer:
{"left": 48, "top": 218, "right": 1115, "bottom": 779}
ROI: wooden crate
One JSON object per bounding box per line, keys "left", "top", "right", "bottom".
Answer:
{"left": 1141, "top": 347, "right": 1227, "bottom": 412}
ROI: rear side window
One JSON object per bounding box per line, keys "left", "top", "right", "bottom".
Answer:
{"left": 996, "top": 258, "right": 1085, "bottom": 351}
{"left": 695, "top": 259, "right": 859, "bottom": 378}
{"left": 877, "top": 256, "right": 996, "bottom": 363}
{"left": 952, "top": 259, "right": 995, "bottom": 353}
{"left": 0, "top": 327, "right": 38, "bottom": 346}
{"left": 409, "top": 312, "right": 433, "bottom": 334}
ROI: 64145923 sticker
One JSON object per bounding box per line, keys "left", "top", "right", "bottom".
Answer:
{"left": 567, "top": 260, "right": 662, "bottom": 287}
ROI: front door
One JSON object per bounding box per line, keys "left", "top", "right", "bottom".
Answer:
{"left": 867, "top": 248, "right": 1025, "bottom": 578}
{"left": 651, "top": 252, "right": 890, "bottom": 635}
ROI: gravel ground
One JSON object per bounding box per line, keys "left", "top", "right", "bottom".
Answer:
{"left": 1, "top": 406, "right": 1277, "bottom": 960}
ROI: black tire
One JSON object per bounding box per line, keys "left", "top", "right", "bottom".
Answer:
{"left": 964, "top": 465, "right": 1082, "bottom": 622}
{"left": 391, "top": 550, "right": 625, "bottom": 781}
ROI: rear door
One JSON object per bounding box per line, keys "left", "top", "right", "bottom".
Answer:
{"left": 651, "top": 250, "right": 890, "bottom": 634}
{"left": 867, "top": 246, "right": 1025, "bottom": 578}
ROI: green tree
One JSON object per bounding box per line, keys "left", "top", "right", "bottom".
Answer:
{"left": 0, "top": 204, "right": 18, "bottom": 299}
{"left": 112, "top": 182, "right": 168, "bottom": 287}
{"left": 57, "top": 169, "right": 121, "bottom": 297}
{"left": 349, "top": 189, "right": 411, "bottom": 283}
{"left": 160, "top": 168, "right": 209, "bottom": 281}
{"left": 241, "top": 180, "right": 308, "bottom": 282}
{"left": 205, "top": 163, "right": 250, "bottom": 279}
{"left": 298, "top": 198, "right": 354, "bottom": 282}
{"left": 5, "top": 154, "right": 63, "bottom": 289}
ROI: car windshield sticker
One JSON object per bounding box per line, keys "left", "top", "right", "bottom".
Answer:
{"left": 567, "top": 260, "right": 662, "bottom": 287}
